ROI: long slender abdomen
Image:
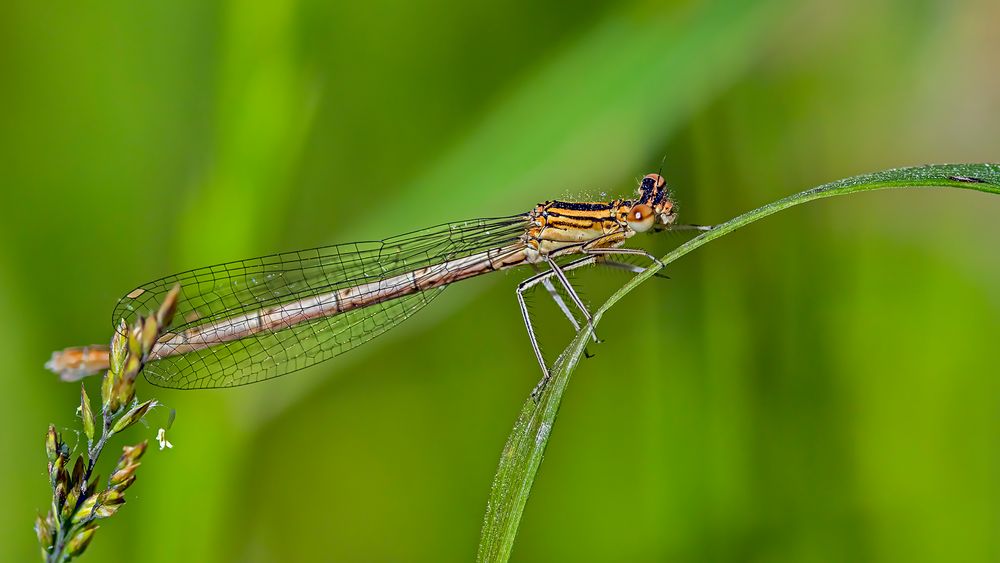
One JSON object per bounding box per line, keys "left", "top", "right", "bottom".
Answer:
{"left": 150, "top": 245, "right": 530, "bottom": 361}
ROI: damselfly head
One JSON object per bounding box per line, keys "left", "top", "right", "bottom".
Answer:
{"left": 628, "top": 173, "right": 676, "bottom": 232}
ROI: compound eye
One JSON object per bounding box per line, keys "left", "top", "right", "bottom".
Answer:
{"left": 627, "top": 204, "right": 655, "bottom": 232}
{"left": 642, "top": 173, "right": 666, "bottom": 190}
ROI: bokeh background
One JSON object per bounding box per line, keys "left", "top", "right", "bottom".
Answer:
{"left": 3, "top": 0, "right": 999, "bottom": 561}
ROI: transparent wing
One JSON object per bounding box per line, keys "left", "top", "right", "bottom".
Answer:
{"left": 113, "top": 215, "right": 529, "bottom": 389}
{"left": 144, "top": 289, "right": 444, "bottom": 389}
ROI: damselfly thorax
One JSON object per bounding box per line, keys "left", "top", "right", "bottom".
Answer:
{"left": 47, "top": 173, "right": 695, "bottom": 396}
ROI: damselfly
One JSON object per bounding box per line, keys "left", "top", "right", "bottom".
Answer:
{"left": 47, "top": 173, "right": 706, "bottom": 396}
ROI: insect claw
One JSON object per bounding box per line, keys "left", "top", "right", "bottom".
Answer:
{"left": 530, "top": 379, "right": 548, "bottom": 403}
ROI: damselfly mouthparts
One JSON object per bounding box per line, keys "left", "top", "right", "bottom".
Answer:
{"left": 47, "top": 173, "right": 706, "bottom": 396}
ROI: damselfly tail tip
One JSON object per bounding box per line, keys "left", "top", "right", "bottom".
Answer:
{"left": 44, "top": 345, "right": 111, "bottom": 382}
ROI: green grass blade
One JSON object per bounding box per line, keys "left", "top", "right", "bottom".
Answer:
{"left": 476, "top": 163, "right": 1000, "bottom": 562}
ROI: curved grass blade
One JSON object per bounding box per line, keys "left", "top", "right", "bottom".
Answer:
{"left": 477, "top": 163, "right": 1000, "bottom": 562}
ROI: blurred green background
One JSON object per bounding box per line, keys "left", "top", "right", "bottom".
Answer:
{"left": 2, "top": 0, "right": 999, "bottom": 561}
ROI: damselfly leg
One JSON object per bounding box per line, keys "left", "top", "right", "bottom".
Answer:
{"left": 668, "top": 223, "right": 713, "bottom": 232}
{"left": 517, "top": 256, "right": 604, "bottom": 399}
{"left": 597, "top": 259, "right": 671, "bottom": 278}
{"left": 583, "top": 245, "right": 664, "bottom": 269}
{"left": 535, "top": 269, "right": 600, "bottom": 359}
{"left": 523, "top": 243, "right": 679, "bottom": 399}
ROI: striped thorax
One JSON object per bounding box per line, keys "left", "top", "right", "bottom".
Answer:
{"left": 524, "top": 173, "right": 676, "bottom": 262}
